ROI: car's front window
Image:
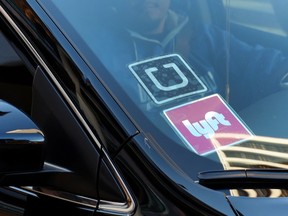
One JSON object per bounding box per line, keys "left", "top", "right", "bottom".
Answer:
{"left": 38, "top": 0, "right": 288, "bottom": 198}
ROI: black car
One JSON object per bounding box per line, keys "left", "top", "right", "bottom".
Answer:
{"left": 1, "top": 0, "right": 288, "bottom": 215}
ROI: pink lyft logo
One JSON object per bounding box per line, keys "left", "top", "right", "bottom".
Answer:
{"left": 182, "top": 111, "right": 231, "bottom": 139}
{"left": 164, "top": 94, "right": 253, "bottom": 155}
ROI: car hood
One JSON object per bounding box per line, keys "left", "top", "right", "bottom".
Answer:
{"left": 227, "top": 196, "right": 288, "bottom": 215}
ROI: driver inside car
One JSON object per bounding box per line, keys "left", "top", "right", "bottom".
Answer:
{"left": 94, "top": 0, "right": 288, "bottom": 111}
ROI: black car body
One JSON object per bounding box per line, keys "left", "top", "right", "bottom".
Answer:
{"left": 1, "top": 0, "right": 288, "bottom": 215}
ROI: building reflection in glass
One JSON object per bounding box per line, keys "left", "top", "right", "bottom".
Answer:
{"left": 210, "top": 133, "right": 288, "bottom": 198}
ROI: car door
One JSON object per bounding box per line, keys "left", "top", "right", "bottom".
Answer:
{"left": 0, "top": 0, "right": 136, "bottom": 215}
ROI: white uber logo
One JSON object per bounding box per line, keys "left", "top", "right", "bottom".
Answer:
{"left": 145, "top": 63, "right": 189, "bottom": 91}
{"left": 129, "top": 54, "right": 207, "bottom": 104}
{"left": 182, "top": 111, "right": 231, "bottom": 139}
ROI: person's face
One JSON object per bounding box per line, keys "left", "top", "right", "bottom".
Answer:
{"left": 120, "top": 0, "right": 171, "bottom": 32}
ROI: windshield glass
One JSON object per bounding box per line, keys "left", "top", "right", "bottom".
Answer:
{"left": 38, "top": 0, "right": 288, "bottom": 198}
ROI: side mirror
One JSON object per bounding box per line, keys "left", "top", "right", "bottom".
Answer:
{"left": 0, "top": 99, "right": 44, "bottom": 173}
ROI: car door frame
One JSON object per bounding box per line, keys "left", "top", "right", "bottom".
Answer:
{"left": 0, "top": 0, "right": 137, "bottom": 215}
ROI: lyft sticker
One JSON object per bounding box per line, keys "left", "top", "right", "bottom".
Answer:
{"left": 164, "top": 94, "right": 253, "bottom": 155}
{"left": 129, "top": 54, "right": 207, "bottom": 104}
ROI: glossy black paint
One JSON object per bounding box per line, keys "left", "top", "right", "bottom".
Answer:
{"left": 0, "top": 99, "right": 44, "bottom": 173}
{"left": 32, "top": 65, "right": 126, "bottom": 202}
{"left": 227, "top": 196, "right": 288, "bottom": 215}
{"left": 1, "top": 0, "right": 139, "bottom": 214}
{"left": 116, "top": 133, "right": 237, "bottom": 215}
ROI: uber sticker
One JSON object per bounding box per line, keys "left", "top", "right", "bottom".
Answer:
{"left": 129, "top": 54, "right": 207, "bottom": 104}
{"left": 164, "top": 94, "right": 253, "bottom": 155}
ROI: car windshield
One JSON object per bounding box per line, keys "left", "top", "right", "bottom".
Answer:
{"left": 38, "top": 0, "right": 288, "bottom": 197}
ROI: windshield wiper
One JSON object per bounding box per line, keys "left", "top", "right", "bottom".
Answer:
{"left": 198, "top": 169, "right": 288, "bottom": 189}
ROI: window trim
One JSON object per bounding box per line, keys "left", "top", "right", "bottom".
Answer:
{"left": 0, "top": 4, "right": 136, "bottom": 215}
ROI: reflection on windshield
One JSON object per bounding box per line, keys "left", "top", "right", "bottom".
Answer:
{"left": 213, "top": 133, "right": 288, "bottom": 197}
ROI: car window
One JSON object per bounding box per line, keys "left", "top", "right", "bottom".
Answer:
{"left": 37, "top": 0, "right": 288, "bottom": 198}
{"left": 224, "top": 0, "right": 286, "bottom": 36}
